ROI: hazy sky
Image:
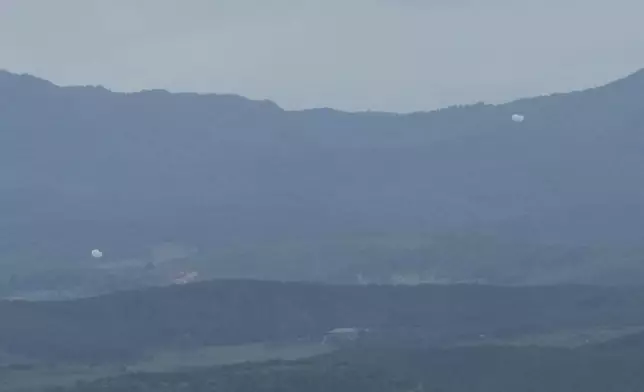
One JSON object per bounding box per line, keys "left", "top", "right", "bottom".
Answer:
{"left": 1, "top": 0, "right": 643, "bottom": 112}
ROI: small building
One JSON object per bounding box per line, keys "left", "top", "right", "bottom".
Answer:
{"left": 322, "top": 327, "right": 364, "bottom": 345}
{"left": 173, "top": 271, "right": 199, "bottom": 285}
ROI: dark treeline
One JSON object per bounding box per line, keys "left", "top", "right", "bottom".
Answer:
{"left": 4, "top": 280, "right": 644, "bottom": 362}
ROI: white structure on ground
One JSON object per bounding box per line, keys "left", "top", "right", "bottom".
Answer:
{"left": 173, "top": 271, "right": 199, "bottom": 285}
{"left": 322, "top": 327, "right": 364, "bottom": 345}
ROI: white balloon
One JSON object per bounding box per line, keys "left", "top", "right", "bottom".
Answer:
{"left": 512, "top": 114, "right": 525, "bottom": 123}
{"left": 91, "top": 249, "right": 103, "bottom": 258}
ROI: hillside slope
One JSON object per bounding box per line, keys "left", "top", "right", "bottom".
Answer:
{"left": 3, "top": 280, "right": 644, "bottom": 362}
{"left": 3, "top": 69, "right": 644, "bottom": 289}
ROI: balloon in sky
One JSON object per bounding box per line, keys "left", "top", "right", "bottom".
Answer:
{"left": 91, "top": 249, "right": 103, "bottom": 258}
{"left": 512, "top": 114, "right": 525, "bottom": 123}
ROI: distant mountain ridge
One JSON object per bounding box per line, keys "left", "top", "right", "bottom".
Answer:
{"left": 3, "top": 68, "right": 644, "bottom": 291}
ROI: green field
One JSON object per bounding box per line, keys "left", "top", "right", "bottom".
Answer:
{"left": 459, "top": 325, "right": 644, "bottom": 348}
{"left": 0, "top": 342, "right": 333, "bottom": 392}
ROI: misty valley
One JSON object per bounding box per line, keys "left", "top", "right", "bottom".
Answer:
{"left": 3, "top": 68, "right": 644, "bottom": 391}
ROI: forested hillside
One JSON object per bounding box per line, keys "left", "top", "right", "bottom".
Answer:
{"left": 3, "top": 280, "right": 644, "bottom": 362}
{"left": 4, "top": 69, "right": 644, "bottom": 294}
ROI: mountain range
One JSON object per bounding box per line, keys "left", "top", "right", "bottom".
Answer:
{"left": 3, "top": 68, "right": 644, "bottom": 293}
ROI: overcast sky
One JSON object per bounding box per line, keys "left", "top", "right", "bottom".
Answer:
{"left": 1, "top": 0, "right": 643, "bottom": 112}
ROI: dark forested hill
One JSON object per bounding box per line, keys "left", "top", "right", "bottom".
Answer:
{"left": 3, "top": 280, "right": 644, "bottom": 362}
{"left": 4, "top": 69, "right": 644, "bottom": 292}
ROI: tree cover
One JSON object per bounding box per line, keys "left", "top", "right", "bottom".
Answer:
{"left": 3, "top": 280, "right": 644, "bottom": 362}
